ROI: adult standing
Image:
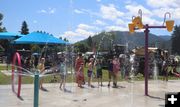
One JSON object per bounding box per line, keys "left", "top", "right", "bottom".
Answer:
{"left": 75, "top": 53, "right": 84, "bottom": 85}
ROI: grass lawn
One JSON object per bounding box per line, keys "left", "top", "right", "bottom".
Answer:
{"left": 0, "top": 65, "right": 111, "bottom": 84}
{"left": 0, "top": 65, "right": 179, "bottom": 85}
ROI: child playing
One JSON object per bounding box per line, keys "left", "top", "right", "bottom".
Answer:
{"left": 87, "top": 58, "right": 94, "bottom": 88}
{"left": 38, "top": 58, "right": 46, "bottom": 90}
{"left": 59, "top": 59, "right": 67, "bottom": 91}
{"left": 162, "top": 59, "right": 168, "bottom": 81}
{"left": 96, "top": 59, "right": 103, "bottom": 87}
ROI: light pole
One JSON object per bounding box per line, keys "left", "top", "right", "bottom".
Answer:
{"left": 128, "top": 9, "right": 174, "bottom": 96}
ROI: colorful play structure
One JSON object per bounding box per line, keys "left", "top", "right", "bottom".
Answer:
{"left": 12, "top": 52, "right": 40, "bottom": 107}
{"left": 9, "top": 32, "right": 68, "bottom": 107}
{"left": 128, "top": 9, "right": 174, "bottom": 96}
{"left": 12, "top": 52, "right": 22, "bottom": 98}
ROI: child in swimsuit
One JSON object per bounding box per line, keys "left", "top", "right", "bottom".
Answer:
{"left": 87, "top": 58, "right": 94, "bottom": 88}
{"left": 59, "top": 60, "right": 67, "bottom": 90}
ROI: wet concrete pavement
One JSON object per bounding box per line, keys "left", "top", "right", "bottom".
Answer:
{"left": 0, "top": 80, "right": 180, "bottom": 107}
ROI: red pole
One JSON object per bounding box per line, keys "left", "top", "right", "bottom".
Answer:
{"left": 144, "top": 24, "right": 149, "bottom": 96}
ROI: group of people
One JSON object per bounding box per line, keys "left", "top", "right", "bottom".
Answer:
{"left": 162, "top": 56, "right": 180, "bottom": 81}
{"left": 37, "top": 53, "right": 67, "bottom": 91}
{"left": 37, "top": 54, "right": 120, "bottom": 90}
{"left": 11, "top": 50, "right": 180, "bottom": 92}
{"left": 75, "top": 53, "right": 120, "bottom": 89}
{"left": 38, "top": 52, "right": 121, "bottom": 91}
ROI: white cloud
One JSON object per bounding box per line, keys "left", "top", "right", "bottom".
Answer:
{"left": 74, "top": 9, "right": 84, "bottom": 14}
{"left": 144, "top": 0, "right": 180, "bottom": 21}
{"left": 76, "top": 24, "right": 95, "bottom": 37}
{"left": 49, "top": 8, "right": 56, "bottom": 14}
{"left": 37, "top": 8, "right": 56, "bottom": 14}
{"left": 38, "top": 9, "right": 47, "bottom": 13}
{"left": 142, "top": 16, "right": 162, "bottom": 25}
{"left": 105, "top": 25, "right": 128, "bottom": 31}
{"left": 146, "top": 0, "right": 180, "bottom": 25}
{"left": 64, "top": 31, "right": 78, "bottom": 37}
{"left": 94, "top": 20, "right": 106, "bottom": 26}
{"left": 76, "top": 28, "right": 94, "bottom": 37}
{"left": 152, "top": 8, "right": 173, "bottom": 18}
{"left": 60, "top": 32, "right": 85, "bottom": 43}
{"left": 78, "top": 24, "right": 94, "bottom": 30}
{"left": 96, "top": 0, "right": 101, "bottom": 2}
{"left": 100, "top": 4, "right": 124, "bottom": 20}
{"left": 173, "top": 8, "right": 180, "bottom": 19}
{"left": 152, "top": 7, "right": 180, "bottom": 19}
{"left": 124, "top": 3, "right": 164, "bottom": 26}
{"left": 62, "top": 24, "right": 97, "bottom": 43}
{"left": 146, "top": 0, "right": 179, "bottom": 8}
{"left": 78, "top": 23, "right": 100, "bottom": 31}
{"left": 81, "top": 9, "right": 99, "bottom": 16}
{"left": 68, "top": 36, "right": 86, "bottom": 43}
{"left": 62, "top": 30, "right": 94, "bottom": 43}
{"left": 125, "top": 4, "right": 152, "bottom": 17}
{"left": 116, "top": 19, "right": 125, "bottom": 25}
{"left": 74, "top": 9, "right": 99, "bottom": 17}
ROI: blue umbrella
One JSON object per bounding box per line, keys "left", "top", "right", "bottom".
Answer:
{"left": 0, "top": 32, "right": 24, "bottom": 39}
{"left": 13, "top": 32, "right": 69, "bottom": 45}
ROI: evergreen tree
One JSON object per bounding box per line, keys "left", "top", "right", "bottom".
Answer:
{"left": 59, "top": 36, "right": 62, "bottom": 40}
{"left": 20, "top": 21, "right": 30, "bottom": 50}
{"left": 0, "top": 13, "right": 6, "bottom": 32}
{"left": 171, "top": 25, "right": 180, "bottom": 55}
{"left": 74, "top": 43, "right": 88, "bottom": 53}
{"left": 63, "top": 38, "right": 69, "bottom": 42}
{"left": 20, "top": 21, "right": 29, "bottom": 34}
{"left": 0, "top": 13, "right": 8, "bottom": 52}
{"left": 2, "top": 27, "right": 7, "bottom": 32}
{"left": 87, "top": 36, "right": 93, "bottom": 47}
{"left": 0, "top": 13, "right": 3, "bottom": 32}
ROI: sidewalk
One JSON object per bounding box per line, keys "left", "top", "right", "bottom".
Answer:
{"left": 1, "top": 80, "right": 180, "bottom": 107}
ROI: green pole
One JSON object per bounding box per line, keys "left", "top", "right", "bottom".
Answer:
{"left": 34, "top": 71, "right": 39, "bottom": 107}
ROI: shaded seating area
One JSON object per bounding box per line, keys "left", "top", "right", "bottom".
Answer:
{"left": 0, "top": 32, "right": 24, "bottom": 40}
{"left": 0, "top": 32, "right": 24, "bottom": 64}
{"left": 13, "top": 32, "right": 68, "bottom": 45}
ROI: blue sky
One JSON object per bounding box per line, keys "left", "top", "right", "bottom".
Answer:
{"left": 0, "top": 0, "right": 180, "bottom": 43}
